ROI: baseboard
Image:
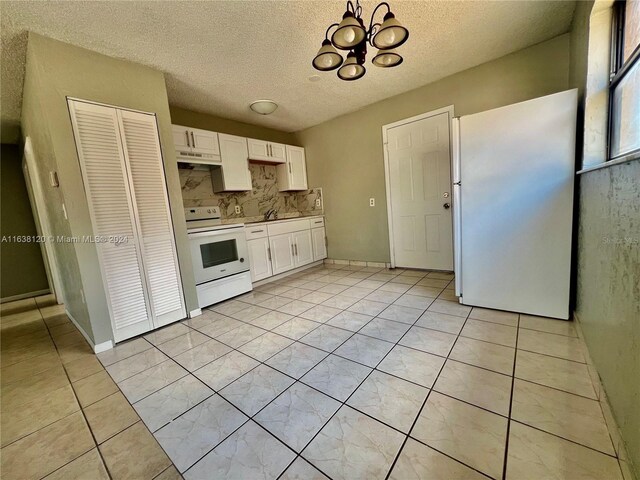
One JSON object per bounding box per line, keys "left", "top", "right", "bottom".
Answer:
{"left": 189, "top": 308, "right": 202, "bottom": 318}
{"left": 324, "top": 258, "right": 391, "bottom": 268}
{"left": 65, "top": 308, "right": 113, "bottom": 353}
{"left": 94, "top": 340, "right": 114, "bottom": 353}
{"left": 252, "top": 261, "right": 324, "bottom": 287}
{"left": 573, "top": 311, "right": 637, "bottom": 480}
{"left": 1, "top": 289, "right": 50, "bottom": 304}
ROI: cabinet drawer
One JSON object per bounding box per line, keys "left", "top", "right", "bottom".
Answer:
{"left": 309, "top": 217, "right": 325, "bottom": 228}
{"left": 267, "top": 219, "right": 310, "bottom": 236}
{"left": 245, "top": 225, "right": 268, "bottom": 240}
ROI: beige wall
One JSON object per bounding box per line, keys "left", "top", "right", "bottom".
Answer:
{"left": 570, "top": 3, "right": 639, "bottom": 477}
{"left": 575, "top": 161, "right": 639, "bottom": 478}
{"left": 21, "top": 33, "right": 198, "bottom": 345}
{"left": 170, "top": 107, "right": 297, "bottom": 145}
{"left": 0, "top": 143, "right": 49, "bottom": 299}
{"left": 296, "top": 34, "right": 571, "bottom": 263}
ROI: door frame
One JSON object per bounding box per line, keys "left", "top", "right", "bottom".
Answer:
{"left": 22, "top": 137, "right": 65, "bottom": 303}
{"left": 382, "top": 105, "right": 455, "bottom": 269}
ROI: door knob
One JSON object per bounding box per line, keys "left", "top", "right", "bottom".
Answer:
{"left": 443, "top": 203, "right": 450, "bottom": 209}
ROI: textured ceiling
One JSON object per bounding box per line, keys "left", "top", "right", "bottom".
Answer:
{"left": 1, "top": 1, "right": 576, "bottom": 142}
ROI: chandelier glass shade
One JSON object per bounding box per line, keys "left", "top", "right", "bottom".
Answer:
{"left": 338, "top": 52, "right": 366, "bottom": 80}
{"left": 312, "top": 39, "right": 344, "bottom": 71}
{"left": 312, "top": 1, "right": 408, "bottom": 81}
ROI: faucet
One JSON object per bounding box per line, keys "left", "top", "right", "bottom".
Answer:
{"left": 264, "top": 209, "right": 278, "bottom": 221}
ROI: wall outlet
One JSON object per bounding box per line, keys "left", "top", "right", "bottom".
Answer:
{"left": 315, "top": 199, "right": 321, "bottom": 208}
{"left": 234, "top": 205, "right": 241, "bottom": 215}
{"left": 369, "top": 198, "right": 375, "bottom": 207}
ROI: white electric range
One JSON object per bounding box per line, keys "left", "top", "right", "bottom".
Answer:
{"left": 185, "top": 206, "right": 252, "bottom": 308}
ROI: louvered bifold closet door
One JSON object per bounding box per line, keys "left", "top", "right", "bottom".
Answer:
{"left": 68, "top": 100, "right": 153, "bottom": 341}
{"left": 117, "top": 109, "right": 186, "bottom": 327}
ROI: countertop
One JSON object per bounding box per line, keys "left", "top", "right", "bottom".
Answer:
{"left": 220, "top": 212, "right": 324, "bottom": 226}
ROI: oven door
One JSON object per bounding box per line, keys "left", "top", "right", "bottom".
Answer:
{"left": 189, "top": 228, "right": 249, "bottom": 285}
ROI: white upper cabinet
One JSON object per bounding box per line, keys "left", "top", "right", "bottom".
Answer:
{"left": 247, "top": 138, "right": 286, "bottom": 164}
{"left": 269, "top": 143, "right": 287, "bottom": 163}
{"left": 211, "top": 133, "right": 252, "bottom": 192}
{"left": 191, "top": 127, "right": 220, "bottom": 156}
{"left": 172, "top": 124, "right": 220, "bottom": 164}
{"left": 172, "top": 124, "right": 308, "bottom": 191}
{"left": 277, "top": 145, "right": 308, "bottom": 191}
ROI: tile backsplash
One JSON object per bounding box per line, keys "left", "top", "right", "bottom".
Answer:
{"left": 179, "top": 164, "right": 323, "bottom": 219}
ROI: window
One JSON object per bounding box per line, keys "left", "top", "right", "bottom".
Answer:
{"left": 609, "top": 0, "right": 640, "bottom": 160}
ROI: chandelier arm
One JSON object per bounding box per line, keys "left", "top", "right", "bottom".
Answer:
{"left": 346, "top": 0, "right": 356, "bottom": 15}
{"left": 324, "top": 22, "right": 341, "bottom": 40}
{"left": 368, "top": 23, "right": 382, "bottom": 44}
{"left": 367, "top": 2, "right": 391, "bottom": 42}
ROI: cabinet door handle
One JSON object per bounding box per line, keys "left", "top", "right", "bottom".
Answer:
{"left": 191, "top": 131, "right": 196, "bottom": 148}
{"left": 314, "top": 220, "right": 322, "bottom": 224}
{"left": 291, "top": 244, "right": 295, "bottom": 256}
{"left": 267, "top": 247, "right": 271, "bottom": 261}
{"left": 185, "top": 130, "right": 190, "bottom": 147}
{"left": 288, "top": 163, "right": 292, "bottom": 174}
{"left": 251, "top": 229, "right": 264, "bottom": 233}
{"left": 294, "top": 243, "right": 298, "bottom": 256}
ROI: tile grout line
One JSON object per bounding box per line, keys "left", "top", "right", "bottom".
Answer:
{"left": 170, "top": 270, "right": 451, "bottom": 478}
{"left": 383, "top": 303, "right": 495, "bottom": 480}
{"left": 501, "top": 313, "right": 521, "bottom": 480}
{"left": 96, "top": 268, "right": 467, "bottom": 478}
{"left": 35, "top": 301, "right": 115, "bottom": 480}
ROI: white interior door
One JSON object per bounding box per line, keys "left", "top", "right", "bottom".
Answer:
{"left": 118, "top": 109, "right": 186, "bottom": 327}
{"left": 68, "top": 100, "right": 153, "bottom": 341}
{"left": 385, "top": 110, "right": 453, "bottom": 270}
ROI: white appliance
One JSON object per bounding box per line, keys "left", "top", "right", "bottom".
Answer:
{"left": 185, "top": 206, "right": 252, "bottom": 308}
{"left": 452, "top": 89, "right": 577, "bottom": 320}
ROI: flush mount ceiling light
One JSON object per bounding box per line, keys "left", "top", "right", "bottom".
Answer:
{"left": 249, "top": 100, "right": 278, "bottom": 115}
{"left": 312, "top": 1, "right": 409, "bottom": 81}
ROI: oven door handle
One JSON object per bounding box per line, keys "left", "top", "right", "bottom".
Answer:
{"left": 188, "top": 229, "right": 243, "bottom": 239}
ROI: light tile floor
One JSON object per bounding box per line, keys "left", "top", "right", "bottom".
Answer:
{"left": 0, "top": 295, "right": 178, "bottom": 480}
{"left": 0, "top": 263, "right": 629, "bottom": 480}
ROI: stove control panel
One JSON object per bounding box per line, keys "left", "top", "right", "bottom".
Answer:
{"left": 184, "top": 206, "right": 221, "bottom": 222}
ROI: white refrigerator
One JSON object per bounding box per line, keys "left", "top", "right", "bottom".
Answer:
{"left": 452, "top": 89, "right": 578, "bottom": 320}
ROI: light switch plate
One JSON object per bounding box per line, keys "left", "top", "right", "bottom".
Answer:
{"left": 369, "top": 198, "right": 375, "bottom": 207}
{"left": 49, "top": 171, "right": 59, "bottom": 187}
{"left": 234, "top": 205, "right": 241, "bottom": 214}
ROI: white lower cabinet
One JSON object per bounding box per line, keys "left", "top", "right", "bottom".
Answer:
{"left": 247, "top": 237, "right": 272, "bottom": 282}
{"left": 312, "top": 227, "right": 327, "bottom": 261}
{"left": 269, "top": 233, "right": 296, "bottom": 275}
{"left": 247, "top": 216, "right": 326, "bottom": 282}
{"left": 293, "top": 230, "right": 314, "bottom": 266}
